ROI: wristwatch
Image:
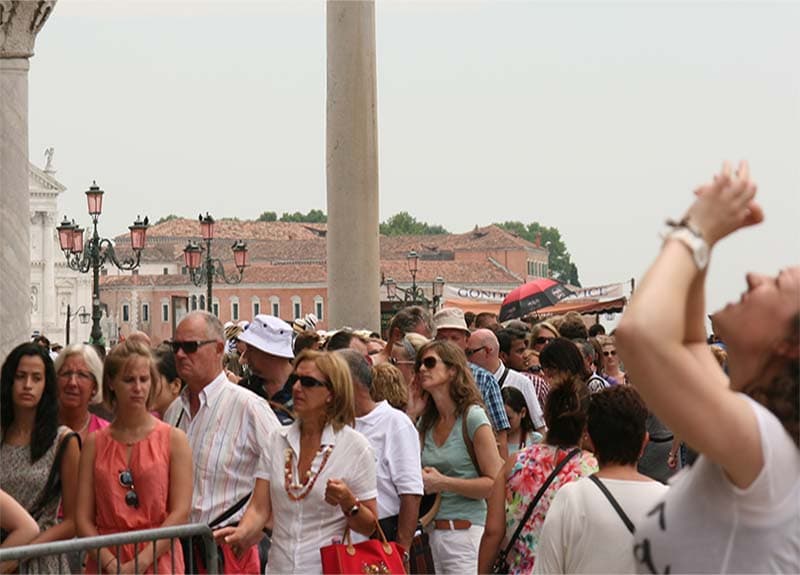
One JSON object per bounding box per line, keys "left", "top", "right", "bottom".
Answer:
{"left": 346, "top": 499, "right": 361, "bottom": 517}
{"left": 665, "top": 226, "right": 709, "bottom": 270}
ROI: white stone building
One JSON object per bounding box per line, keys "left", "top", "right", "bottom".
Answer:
{"left": 28, "top": 160, "right": 99, "bottom": 346}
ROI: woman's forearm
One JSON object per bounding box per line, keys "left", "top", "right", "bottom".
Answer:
{"left": 29, "top": 518, "right": 75, "bottom": 545}
{"left": 441, "top": 475, "right": 495, "bottom": 500}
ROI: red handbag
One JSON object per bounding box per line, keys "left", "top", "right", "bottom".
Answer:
{"left": 320, "top": 522, "right": 407, "bottom": 575}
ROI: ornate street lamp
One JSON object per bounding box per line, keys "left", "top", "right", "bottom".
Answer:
{"left": 183, "top": 213, "right": 248, "bottom": 311}
{"left": 384, "top": 253, "right": 445, "bottom": 310}
{"left": 57, "top": 181, "right": 149, "bottom": 345}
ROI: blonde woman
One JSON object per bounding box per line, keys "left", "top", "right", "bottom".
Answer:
{"left": 215, "top": 350, "right": 378, "bottom": 574}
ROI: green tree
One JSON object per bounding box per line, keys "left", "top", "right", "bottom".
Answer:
{"left": 279, "top": 209, "right": 327, "bottom": 223}
{"left": 257, "top": 211, "right": 277, "bottom": 222}
{"left": 154, "top": 214, "right": 179, "bottom": 225}
{"left": 379, "top": 211, "right": 448, "bottom": 236}
{"left": 495, "top": 220, "right": 581, "bottom": 286}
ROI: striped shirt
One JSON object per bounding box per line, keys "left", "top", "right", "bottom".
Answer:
{"left": 163, "top": 372, "right": 280, "bottom": 524}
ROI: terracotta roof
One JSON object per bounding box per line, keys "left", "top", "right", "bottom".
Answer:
{"left": 121, "top": 218, "right": 327, "bottom": 242}
{"left": 380, "top": 225, "right": 543, "bottom": 259}
{"left": 100, "top": 259, "right": 520, "bottom": 289}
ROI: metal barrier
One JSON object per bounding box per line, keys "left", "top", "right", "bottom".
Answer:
{"left": 0, "top": 522, "right": 218, "bottom": 574}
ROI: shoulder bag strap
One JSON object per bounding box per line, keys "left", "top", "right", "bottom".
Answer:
{"left": 588, "top": 474, "right": 635, "bottom": 534}
{"left": 496, "top": 447, "right": 582, "bottom": 565}
{"left": 30, "top": 431, "right": 81, "bottom": 519}
{"left": 208, "top": 492, "right": 252, "bottom": 529}
{"left": 461, "top": 406, "right": 481, "bottom": 475}
{"left": 497, "top": 366, "right": 510, "bottom": 388}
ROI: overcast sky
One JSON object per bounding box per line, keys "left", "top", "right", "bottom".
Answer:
{"left": 29, "top": 0, "right": 799, "bottom": 318}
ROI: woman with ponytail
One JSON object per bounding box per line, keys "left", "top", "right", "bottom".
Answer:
{"left": 478, "top": 374, "right": 598, "bottom": 574}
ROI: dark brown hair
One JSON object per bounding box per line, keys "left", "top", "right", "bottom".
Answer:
{"left": 588, "top": 386, "right": 648, "bottom": 465}
{"left": 741, "top": 312, "right": 799, "bottom": 448}
{"left": 544, "top": 373, "right": 590, "bottom": 448}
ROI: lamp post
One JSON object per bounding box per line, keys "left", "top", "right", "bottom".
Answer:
{"left": 385, "top": 251, "right": 444, "bottom": 310}
{"left": 57, "top": 181, "right": 149, "bottom": 345}
{"left": 183, "top": 213, "right": 248, "bottom": 311}
{"left": 65, "top": 304, "right": 90, "bottom": 345}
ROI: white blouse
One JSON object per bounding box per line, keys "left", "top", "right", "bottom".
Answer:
{"left": 257, "top": 421, "right": 377, "bottom": 574}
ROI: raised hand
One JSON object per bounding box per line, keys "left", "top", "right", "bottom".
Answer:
{"left": 686, "top": 160, "right": 764, "bottom": 246}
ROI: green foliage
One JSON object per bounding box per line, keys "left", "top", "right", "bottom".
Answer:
{"left": 379, "top": 211, "right": 449, "bottom": 236}
{"left": 495, "top": 221, "right": 581, "bottom": 286}
{"left": 154, "top": 214, "right": 179, "bottom": 225}
{"left": 257, "top": 211, "right": 277, "bottom": 222}
{"left": 279, "top": 209, "right": 327, "bottom": 223}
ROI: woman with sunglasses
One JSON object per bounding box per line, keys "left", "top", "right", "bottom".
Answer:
{"left": 0, "top": 343, "right": 81, "bottom": 574}
{"left": 214, "top": 350, "right": 379, "bottom": 574}
{"left": 76, "top": 340, "right": 192, "bottom": 574}
{"left": 529, "top": 322, "right": 560, "bottom": 354}
{"left": 415, "top": 340, "right": 503, "bottom": 573}
{"left": 478, "top": 373, "right": 598, "bottom": 574}
{"left": 597, "top": 335, "right": 626, "bottom": 385}
{"left": 54, "top": 344, "right": 109, "bottom": 442}
{"left": 616, "top": 162, "right": 800, "bottom": 573}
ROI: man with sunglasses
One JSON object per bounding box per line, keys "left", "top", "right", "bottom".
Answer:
{"left": 163, "top": 311, "right": 281, "bottom": 574}
{"left": 432, "top": 308, "right": 510, "bottom": 459}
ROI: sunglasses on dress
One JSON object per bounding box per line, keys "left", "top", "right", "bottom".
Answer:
{"left": 119, "top": 469, "right": 139, "bottom": 508}
{"left": 288, "top": 373, "right": 329, "bottom": 388}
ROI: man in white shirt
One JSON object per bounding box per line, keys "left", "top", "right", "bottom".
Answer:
{"left": 164, "top": 311, "right": 281, "bottom": 573}
{"left": 337, "top": 349, "right": 423, "bottom": 554}
{"left": 467, "top": 329, "right": 546, "bottom": 434}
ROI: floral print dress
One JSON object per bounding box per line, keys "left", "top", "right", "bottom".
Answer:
{"left": 504, "top": 444, "right": 598, "bottom": 574}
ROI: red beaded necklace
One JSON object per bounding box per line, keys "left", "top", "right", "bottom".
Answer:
{"left": 283, "top": 444, "right": 334, "bottom": 501}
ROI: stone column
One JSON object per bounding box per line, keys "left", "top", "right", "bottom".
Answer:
{"left": 326, "top": 0, "right": 380, "bottom": 332}
{"left": 42, "top": 212, "right": 56, "bottom": 330}
{"left": 0, "top": 1, "right": 56, "bottom": 358}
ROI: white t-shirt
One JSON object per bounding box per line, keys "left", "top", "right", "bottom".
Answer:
{"left": 534, "top": 476, "right": 668, "bottom": 574}
{"left": 355, "top": 400, "right": 424, "bottom": 518}
{"left": 257, "top": 422, "right": 377, "bottom": 575}
{"left": 494, "top": 363, "right": 546, "bottom": 430}
{"left": 633, "top": 394, "right": 800, "bottom": 574}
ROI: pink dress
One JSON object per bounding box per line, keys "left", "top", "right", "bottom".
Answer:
{"left": 85, "top": 420, "right": 183, "bottom": 574}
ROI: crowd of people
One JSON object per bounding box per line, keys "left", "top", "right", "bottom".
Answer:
{"left": 0, "top": 161, "right": 797, "bottom": 574}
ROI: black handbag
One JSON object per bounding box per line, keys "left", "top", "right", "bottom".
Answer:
{"left": 491, "top": 448, "right": 581, "bottom": 574}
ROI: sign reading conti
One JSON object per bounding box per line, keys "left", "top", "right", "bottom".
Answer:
{"left": 444, "top": 285, "right": 508, "bottom": 304}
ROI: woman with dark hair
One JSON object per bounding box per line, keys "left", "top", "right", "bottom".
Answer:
{"left": 151, "top": 344, "right": 183, "bottom": 418}
{"left": 415, "top": 340, "right": 503, "bottom": 573}
{"left": 478, "top": 374, "right": 598, "bottom": 574}
{"left": 76, "top": 340, "right": 192, "bottom": 574}
{"left": 214, "top": 350, "right": 379, "bottom": 574}
{"left": 0, "top": 342, "right": 81, "bottom": 573}
{"left": 534, "top": 386, "right": 668, "bottom": 573}
{"left": 616, "top": 161, "right": 800, "bottom": 572}
{"left": 502, "top": 387, "right": 541, "bottom": 456}
{"left": 539, "top": 337, "right": 590, "bottom": 386}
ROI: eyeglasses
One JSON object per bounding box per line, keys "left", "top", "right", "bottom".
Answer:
{"left": 169, "top": 340, "right": 217, "bottom": 354}
{"left": 529, "top": 365, "right": 542, "bottom": 373}
{"left": 118, "top": 470, "right": 139, "bottom": 508}
{"left": 415, "top": 356, "right": 441, "bottom": 371}
{"left": 389, "top": 357, "right": 415, "bottom": 366}
{"left": 465, "top": 346, "right": 487, "bottom": 357}
{"left": 288, "top": 373, "right": 329, "bottom": 388}
{"left": 603, "top": 350, "right": 617, "bottom": 357}
{"left": 533, "top": 337, "right": 554, "bottom": 346}
{"left": 57, "top": 370, "right": 94, "bottom": 383}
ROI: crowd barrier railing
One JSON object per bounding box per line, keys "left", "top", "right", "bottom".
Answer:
{"left": 0, "top": 522, "right": 218, "bottom": 574}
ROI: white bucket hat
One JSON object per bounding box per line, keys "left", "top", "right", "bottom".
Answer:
{"left": 238, "top": 314, "right": 294, "bottom": 359}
